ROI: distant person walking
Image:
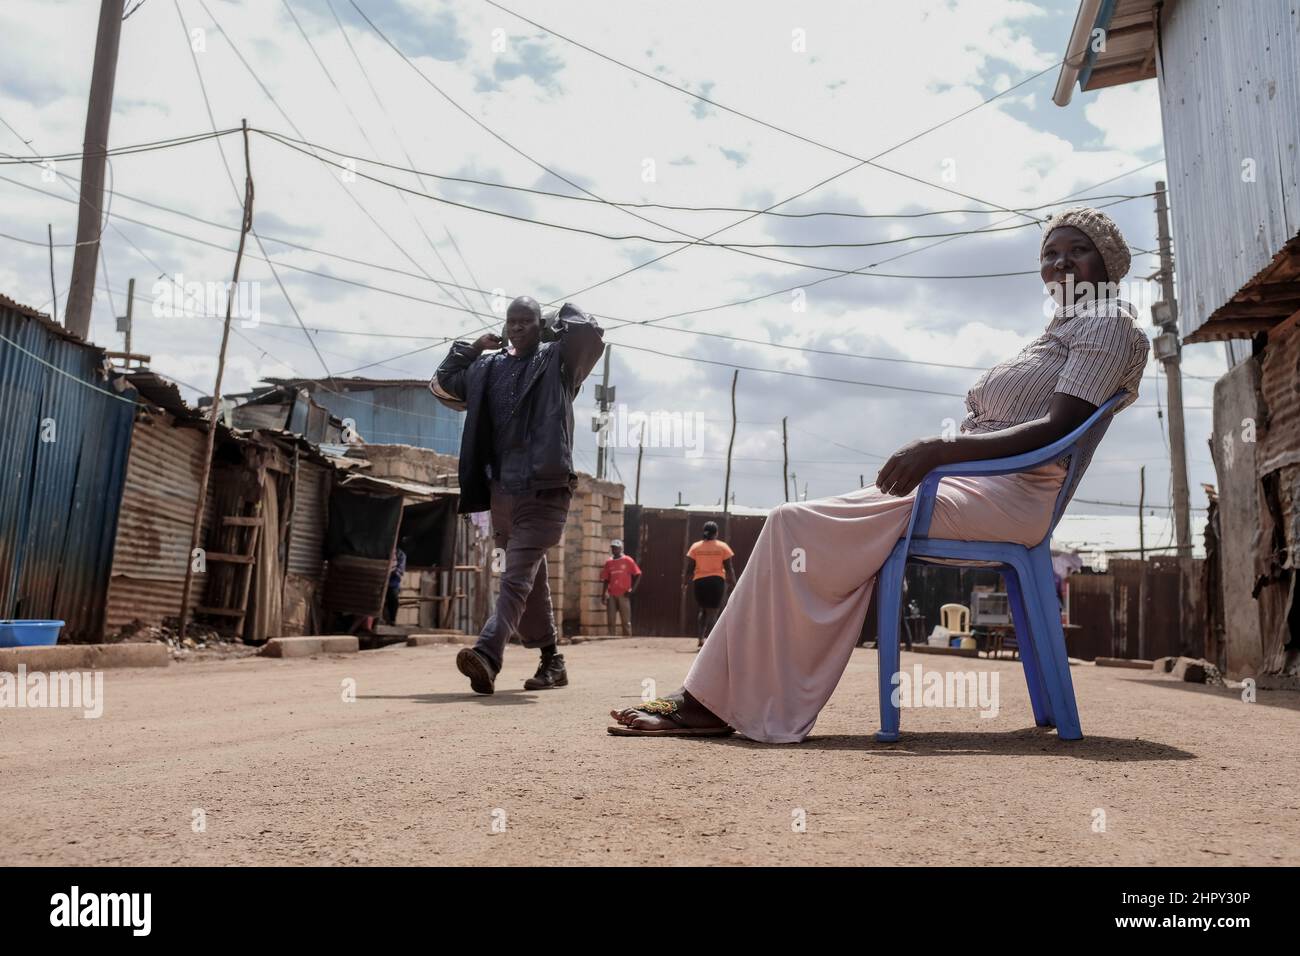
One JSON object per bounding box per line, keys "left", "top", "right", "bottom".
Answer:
{"left": 384, "top": 547, "right": 406, "bottom": 626}
{"left": 431, "top": 297, "right": 604, "bottom": 694}
{"left": 684, "top": 521, "right": 735, "bottom": 648}
{"left": 600, "top": 539, "right": 640, "bottom": 636}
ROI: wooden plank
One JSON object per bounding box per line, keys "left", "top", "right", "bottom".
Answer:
{"left": 204, "top": 552, "right": 255, "bottom": 564}
{"left": 222, "top": 516, "right": 261, "bottom": 527}
{"left": 195, "top": 606, "right": 246, "bottom": 618}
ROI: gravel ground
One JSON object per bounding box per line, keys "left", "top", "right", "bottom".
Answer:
{"left": 1, "top": 637, "right": 1297, "bottom": 866}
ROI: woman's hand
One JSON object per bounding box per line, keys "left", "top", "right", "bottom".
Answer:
{"left": 876, "top": 437, "right": 949, "bottom": 497}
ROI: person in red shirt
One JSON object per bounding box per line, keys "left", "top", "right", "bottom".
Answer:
{"left": 600, "top": 539, "right": 641, "bottom": 636}
{"left": 684, "top": 521, "right": 736, "bottom": 648}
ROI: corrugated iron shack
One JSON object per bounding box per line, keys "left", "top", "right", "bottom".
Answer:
{"left": 263, "top": 376, "right": 463, "bottom": 454}
{"left": 0, "top": 295, "right": 137, "bottom": 642}
{"left": 1056, "top": 0, "right": 1300, "bottom": 679}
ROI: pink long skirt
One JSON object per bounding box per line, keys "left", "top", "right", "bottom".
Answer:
{"left": 683, "top": 463, "right": 1067, "bottom": 743}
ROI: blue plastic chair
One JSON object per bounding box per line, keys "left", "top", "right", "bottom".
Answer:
{"left": 874, "top": 393, "right": 1126, "bottom": 743}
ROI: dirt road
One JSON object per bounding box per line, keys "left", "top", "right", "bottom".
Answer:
{"left": 2, "top": 638, "right": 1296, "bottom": 866}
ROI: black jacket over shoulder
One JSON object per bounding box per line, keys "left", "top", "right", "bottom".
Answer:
{"left": 429, "top": 303, "right": 604, "bottom": 513}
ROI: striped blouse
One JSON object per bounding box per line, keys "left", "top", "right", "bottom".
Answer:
{"left": 960, "top": 298, "right": 1150, "bottom": 438}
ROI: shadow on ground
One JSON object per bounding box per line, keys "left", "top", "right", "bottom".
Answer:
{"left": 360, "top": 690, "right": 539, "bottom": 706}
{"left": 693, "top": 728, "right": 1196, "bottom": 761}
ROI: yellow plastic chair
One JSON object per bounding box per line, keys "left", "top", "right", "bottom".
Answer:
{"left": 940, "top": 603, "right": 972, "bottom": 638}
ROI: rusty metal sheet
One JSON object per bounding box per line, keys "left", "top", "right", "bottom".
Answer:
{"left": 1258, "top": 323, "right": 1300, "bottom": 475}
{"left": 321, "top": 554, "right": 389, "bottom": 617}
{"left": 104, "top": 413, "right": 215, "bottom": 635}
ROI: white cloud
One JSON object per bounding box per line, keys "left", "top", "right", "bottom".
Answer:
{"left": 0, "top": 0, "right": 1220, "bottom": 510}
{"left": 1083, "top": 80, "right": 1163, "bottom": 152}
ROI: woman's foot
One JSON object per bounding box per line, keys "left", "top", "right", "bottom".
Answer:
{"left": 608, "top": 689, "right": 730, "bottom": 733}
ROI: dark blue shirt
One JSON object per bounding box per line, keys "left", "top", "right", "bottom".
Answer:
{"left": 486, "top": 346, "right": 538, "bottom": 478}
{"left": 388, "top": 549, "right": 406, "bottom": 589}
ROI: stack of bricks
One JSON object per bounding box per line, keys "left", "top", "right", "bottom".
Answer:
{"left": 571, "top": 475, "right": 626, "bottom": 636}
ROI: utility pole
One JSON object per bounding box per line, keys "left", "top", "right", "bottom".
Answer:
{"left": 64, "top": 0, "right": 126, "bottom": 340}
{"left": 1152, "top": 181, "right": 1193, "bottom": 557}
{"left": 593, "top": 345, "right": 613, "bottom": 479}
{"left": 120, "top": 277, "right": 134, "bottom": 355}
{"left": 781, "top": 416, "right": 789, "bottom": 502}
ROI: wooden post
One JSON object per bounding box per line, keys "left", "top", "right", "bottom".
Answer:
{"left": 595, "top": 345, "right": 612, "bottom": 479}
{"left": 178, "top": 120, "right": 255, "bottom": 640}
{"left": 782, "top": 416, "right": 789, "bottom": 502}
{"left": 1138, "top": 466, "right": 1146, "bottom": 562}
{"left": 1137, "top": 466, "right": 1146, "bottom": 660}
{"left": 64, "top": 0, "right": 126, "bottom": 339}
{"left": 47, "top": 224, "right": 58, "bottom": 322}
{"left": 722, "top": 370, "right": 738, "bottom": 539}
{"left": 634, "top": 422, "right": 644, "bottom": 505}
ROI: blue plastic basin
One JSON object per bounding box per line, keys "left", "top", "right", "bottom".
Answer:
{"left": 0, "top": 620, "right": 64, "bottom": 647}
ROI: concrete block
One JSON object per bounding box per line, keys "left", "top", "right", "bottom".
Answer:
{"left": 0, "top": 643, "right": 171, "bottom": 673}
{"left": 1152, "top": 656, "right": 1178, "bottom": 673}
{"left": 261, "top": 635, "right": 359, "bottom": 658}
{"left": 1094, "top": 657, "right": 1154, "bottom": 670}
{"left": 407, "top": 632, "right": 471, "bottom": 646}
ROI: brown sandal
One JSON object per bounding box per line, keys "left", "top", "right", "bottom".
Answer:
{"left": 606, "top": 697, "right": 735, "bottom": 737}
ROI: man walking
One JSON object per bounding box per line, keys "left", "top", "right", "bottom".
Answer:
{"left": 599, "top": 539, "right": 640, "bottom": 636}
{"left": 430, "top": 297, "right": 604, "bottom": 694}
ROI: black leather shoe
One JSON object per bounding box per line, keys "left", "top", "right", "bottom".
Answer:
{"left": 524, "top": 654, "right": 568, "bottom": 690}
{"left": 456, "top": 647, "right": 497, "bottom": 695}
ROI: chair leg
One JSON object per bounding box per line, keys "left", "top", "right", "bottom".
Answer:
{"left": 1016, "top": 546, "right": 1083, "bottom": 740}
{"left": 1003, "top": 568, "right": 1052, "bottom": 727}
{"left": 875, "top": 542, "right": 907, "bottom": 743}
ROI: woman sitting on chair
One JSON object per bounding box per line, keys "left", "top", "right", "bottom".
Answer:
{"left": 609, "top": 206, "right": 1150, "bottom": 742}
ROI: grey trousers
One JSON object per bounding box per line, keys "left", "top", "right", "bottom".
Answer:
{"left": 475, "top": 481, "right": 571, "bottom": 671}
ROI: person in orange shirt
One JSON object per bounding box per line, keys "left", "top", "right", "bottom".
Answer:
{"left": 684, "top": 521, "right": 736, "bottom": 648}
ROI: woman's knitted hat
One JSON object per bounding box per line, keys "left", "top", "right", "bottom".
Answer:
{"left": 1040, "top": 206, "right": 1131, "bottom": 283}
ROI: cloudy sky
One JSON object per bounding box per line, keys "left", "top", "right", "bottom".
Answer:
{"left": 1, "top": 0, "right": 1224, "bottom": 547}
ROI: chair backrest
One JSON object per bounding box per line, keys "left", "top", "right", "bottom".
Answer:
{"left": 940, "top": 603, "right": 969, "bottom": 632}
{"left": 1044, "top": 393, "right": 1126, "bottom": 538}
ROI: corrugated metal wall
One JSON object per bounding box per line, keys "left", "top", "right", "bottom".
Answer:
{"left": 0, "top": 303, "right": 136, "bottom": 641}
{"left": 287, "top": 460, "right": 328, "bottom": 580}
{"left": 1159, "top": 0, "right": 1300, "bottom": 336}
{"left": 104, "top": 412, "right": 214, "bottom": 635}
{"left": 306, "top": 384, "right": 462, "bottom": 453}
